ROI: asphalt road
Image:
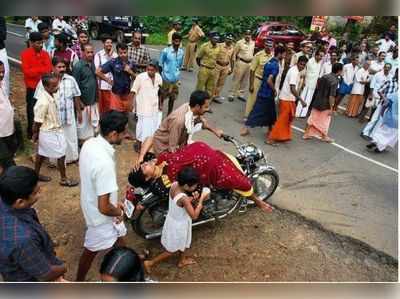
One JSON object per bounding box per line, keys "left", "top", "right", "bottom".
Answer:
{"left": 5, "top": 23, "right": 398, "bottom": 259}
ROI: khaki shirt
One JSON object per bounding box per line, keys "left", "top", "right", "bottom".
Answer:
{"left": 216, "top": 42, "right": 234, "bottom": 65}
{"left": 33, "top": 89, "right": 63, "bottom": 132}
{"left": 250, "top": 50, "right": 272, "bottom": 79}
{"left": 196, "top": 41, "right": 220, "bottom": 68}
{"left": 167, "top": 29, "right": 176, "bottom": 45}
{"left": 188, "top": 25, "right": 205, "bottom": 42}
{"left": 234, "top": 38, "right": 255, "bottom": 62}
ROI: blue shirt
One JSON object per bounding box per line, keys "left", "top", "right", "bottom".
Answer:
{"left": 257, "top": 57, "right": 280, "bottom": 98}
{"left": 0, "top": 199, "right": 63, "bottom": 281}
{"left": 382, "top": 92, "right": 398, "bottom": 129}
{"left": 101, "top": 57, "right": 137, "bottom": 95}
{"left": 159, "top": 46, "right": 184, "bottom": 83}
{"left": 43, "top": 34, "right": 55, "bottom": 53}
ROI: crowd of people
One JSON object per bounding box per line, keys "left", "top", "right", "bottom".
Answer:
{"left": 0, "top": 16, "right": 398, "bottom": 282}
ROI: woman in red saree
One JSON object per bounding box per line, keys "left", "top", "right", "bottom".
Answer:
{"left": 129, "top": 141, "right": 273, "bottom": 213}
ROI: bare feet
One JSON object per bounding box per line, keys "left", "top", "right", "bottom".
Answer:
{"left": 256, "top": 200, "right": 274, "bottom": 213}
{"left": 264, "top": 140, "right": 277, "bottom": 146}
{"left": 321, "top": 136, "right": 334, "bottom": 143}
{"left": 302, "top": 135, "right": 312, "bottom": 140}
{"left": 240, "top": 127, "right": 249, "bottom": 136}
{"left": 178, "top": 257, "right": 197, "bottom": 268}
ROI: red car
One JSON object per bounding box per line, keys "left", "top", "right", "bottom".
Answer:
{"left": 254, "top": 22, "right": 306, "bottom": 51}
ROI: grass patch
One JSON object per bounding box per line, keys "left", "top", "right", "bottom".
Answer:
{"left": 146, "top": 32, "right": 168, "bottom": 45}
{"left": 5, "top": 16, "right": 25, "bottom": 25}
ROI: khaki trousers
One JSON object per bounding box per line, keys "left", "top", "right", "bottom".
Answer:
{"left": 229, "top": 60, "right": 251, "bottom": 97}
{"left": 183, "top": 42, "right": 197, "bottom": 70}
{"left": 214, "top": 64, "right": 231, "bottom": 97}
{"left": 196, "top": 66, "right": 217, "bottom": 97}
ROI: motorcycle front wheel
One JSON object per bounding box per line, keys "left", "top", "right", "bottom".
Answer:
{"left": 133, "top": 199, "right": 168, "bottom": 239}
{"left": 251, "top": 168, "right": 279, "bottom": 202}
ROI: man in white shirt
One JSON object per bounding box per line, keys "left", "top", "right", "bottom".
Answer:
{"left": 94, "top": 34, "right": 118, "bottom": 115}
{"left": 319, "top": 51, "right": 338, "bottom": 78}
{"left": 33, "top": 73, "right": 78, "bottom": 186}
{"left": 296, "top": 49, "right": 324, "bottom": 117}
{"left": 369, "top": 51, "right": 386, "bottom": 75}
{"left": 346, "top": 61, "right": 370, "bottom": 117}
{"left": 333, "top": 55, "right": 359, "bottom": 112}
{"left": 359, "top": 63, "right": 392, "bottom": 123}
{"left": 131, "top": 62, "right": 163, "bottom": 151}
{"left": 52, "top": 16, "right": 67, "bottom": 34}
{"left": 24, "top": 16, "right": 42, "bottom": 43}
{"left": 76, "top": 111, "right": 129, "bottom": 281}
{"left": 376, "top": 33, "right": 396, "bottom": 53}
{"left": 267, "top": 56, "right": 308, "bottom": 145}
{"left": 0, "top": 61, "right": 17, "bottom": 170}
{"left": 290, "top": 41, "right": 312, "bottom": 66}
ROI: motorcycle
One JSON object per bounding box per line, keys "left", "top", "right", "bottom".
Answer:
{"left": 128, "top": 134, "right": 279, "bottom": 240}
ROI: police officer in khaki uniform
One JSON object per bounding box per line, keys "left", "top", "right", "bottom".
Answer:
{"left": 195, "top": 32, "right": 220, "bottom": 105}
{"left": 182, "top": 18, "right": 205, "bottom": 72}
{"left": 245, "top": 38, "right": 272, "bottom": 118}
{"left": 229, "top": 30, "right": 255, "bottom": 102}
{"left": 167, "top": 20, "right": 181, "bottom": 46}
{"left": 213, "top": 33, "right": 235, "bottom": 102}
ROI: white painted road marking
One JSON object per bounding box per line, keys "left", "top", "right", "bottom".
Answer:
{"left": 7, "top": 30, "right": 24, "bottom": 38}
{"left": 292, "top": 125, "right": 398, "bottom": 174}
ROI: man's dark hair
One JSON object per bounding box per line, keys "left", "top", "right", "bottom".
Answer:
{"left": 0, "top": 166, "right": 39, "bottom": 206}
{"left": 172, "top": 32, "right": 182, "bottom": 41}
{"left": 100, "top": 110, "right": 128, "bottom": 136}
{"left": 274, "top": 45, "right": 286, "bottom": 56}
{"left": 177, "top": 167, "right": 199, "bottom": 187}
{"left": 116, "top": 42, "right": 128, "bottom": 51}
{"left": 128, "top": 168, "right": 149, "bottom": 188}
{"left": 0, "top": 60, "right": 3, "bottom": 67}
{"left": 52, "top": 56, "right": 67, "bottom": 67}
{"left": 298, "top": 55, "right": 309, "bottom": 64}
{"left": 77, "top": 30, "right": 89, "bottom": 37}
{"left": 100, "top": 246, "right": 145, "bottom": 282}
{"left": 101, "top": 34, "right": 113, "bottom": 43}
{"left": 189, "top": 90, "right": 210, "bottom": 108}
{"left": 378, "top": 51, "right": 386, "bottom": 56}
{"left": 332, "top": 63, "right": 343, "bottom": 74}
{"left": 37, "top": 22, "right": 49, "bottom": 32}
{"left": 42, "top": 73, "right": 58, "bottom": 87}
{"left": 55, "top": 33, "right": 68, "bottom": 45}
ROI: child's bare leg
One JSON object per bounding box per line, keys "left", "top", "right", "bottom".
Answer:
{"left": 144, "top": 251, "right": 174, "bottom": 274}
{"left": 177, "top": 251, "right": 197, "bottom": 268}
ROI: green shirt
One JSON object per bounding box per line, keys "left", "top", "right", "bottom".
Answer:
{"left": 72, "top": 60, "right": 97, "bottom": 106}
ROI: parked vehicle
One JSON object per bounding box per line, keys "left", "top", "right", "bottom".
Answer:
{"left": 88, "top": 16, "right": 148, "bottom": 44}
{"left": 128, "top": 134, "right": 279, "bottom": 240}
{"left": 254, "top": 22, "right": 305, "bottom": 51}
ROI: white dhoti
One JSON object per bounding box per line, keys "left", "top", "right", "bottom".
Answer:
{"left": 0, "top": 48, "right": 10, "bottom": 96}
{"left": 296, "top": 85, "right": 316, "bottom": 118}
{"left": 63, "top": 116, "right": 79, "bottom": 163}
{"left": 84, "top": 221, "right": 127, "bottom": 252}
{"left": 371, "top": 124, "right": 398, "bottom": 151}
{"left": 136, "top": 112, "right": 162, "bottom": 142}
{"left": 362, "top": 103, "right": 383, "bottom": 138}
{"left": 77, "top": 104, "right": 99, "bottom": 141}
{"left": 38, "top": 131, "right": 67, "bottom": 159}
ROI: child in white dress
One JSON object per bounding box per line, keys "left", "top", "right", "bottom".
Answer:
{"left": 143, "top": 167, "right": 210, "bottom": 273}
